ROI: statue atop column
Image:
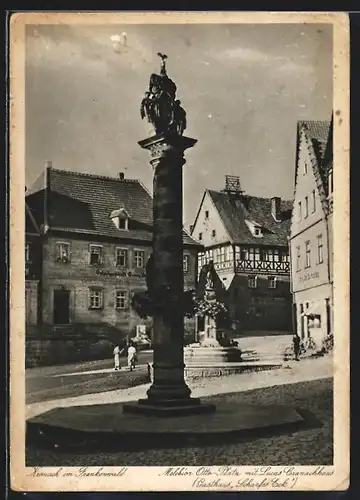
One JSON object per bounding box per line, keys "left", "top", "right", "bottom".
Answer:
{"left": 140, "top": 53, "right": 187, "bottom": 136}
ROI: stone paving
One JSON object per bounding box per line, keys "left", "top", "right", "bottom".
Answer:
{"left": 27, "top": 354, "right": 333, "bottom": 419}
{"left": 26, "top": 377, "right": 333, "bottom": 466}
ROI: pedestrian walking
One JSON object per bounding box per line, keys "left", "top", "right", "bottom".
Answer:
{"left": 293, "top": 334, "right": 301, "bottom": 361}
{"left": 127, "top": 342, "right": 137, "bottom": 371}
{"left": 113, "top": 344, "right": 124, "bottom": 371}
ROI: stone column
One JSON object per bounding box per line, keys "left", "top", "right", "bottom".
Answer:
{"left": 123, "top": 133, "right": 215, "bottom": 416}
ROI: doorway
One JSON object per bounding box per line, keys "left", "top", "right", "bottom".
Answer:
{"left": 53, "top": 289, "right": 70, "bottom": 325}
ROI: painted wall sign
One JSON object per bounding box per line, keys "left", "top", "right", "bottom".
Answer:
{"left": 95, "top": 269, "right": 146, "bottom": 279}
{"left": 299, "top": 271, "right": 320, "bottom": 284}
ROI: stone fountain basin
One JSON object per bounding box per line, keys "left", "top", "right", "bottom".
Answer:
{"left": 184, "top": 345, "right": 242, "bottom": 364}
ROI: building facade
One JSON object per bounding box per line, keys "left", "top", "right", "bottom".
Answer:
{"left": 25, "top": 202, "right": 42, "bottom": 326}
{"left": 289, "top": 119, "right": 333, "bottom": 345}
{"left": 191, "top": 176, "right": 293, "bottom": 334}
{"left": 25, "top": 166, "right": 201, "bottom": 339}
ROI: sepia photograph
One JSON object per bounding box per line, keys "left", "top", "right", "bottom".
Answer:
{"left": 9, "top": 11, "right": 349, "bottom": 492}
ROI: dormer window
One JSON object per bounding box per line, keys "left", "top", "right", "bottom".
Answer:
{"left": 245, "top": 219, "right": 263, "bottom": 238}
{"left": 110, "top": 208, "right": 129, "bottom": 230}
{"left": 119, "top": 218, "right": 127, "bottom": 230}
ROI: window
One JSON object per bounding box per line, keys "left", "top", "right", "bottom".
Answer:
{"left": 215, "top": 247, "right": 226, "bottom": 263}
{"left": 56, "top": 242, "right": 70, "bottom": 263}
{"left": 205, "top": 249, "right": 213, "bottom": 263}
{"left": 115, "top": 290, "right": 128, "bottom": 310}
{"left": 89, "top": 288, "right": 103, "bottom": 309}
{"left": 115, "top": 248, "right": 128, "bottom": 267}
{"left": 212, "top": 229, "right": 216, "bottom": 238}
{"left": 25, "top": 243, "right": 30, "bottom": 263}
{"left": 89, "top": 245, "right": 103, "bottom": 265}
{"left": 254, "top": 227, "right": 261, "bottom": 236}
{"left": 205, "top": 210, "right": 209, "bottom": 219}
{"left": 183, "top": 254, "right": 189, "bottom": 272}
{"left": 225, "top": 246, "right": 233, "bottom": 262}
{"left": 317, "top": 234, "right": 324, "bottom": 264}
{"left": 268, "top": 276, "right": 277, "bottom": 289}
{"left": 304, "top": 196, "right": 309, "bottom": 218}
{"left": 304, "top": 161, "right": 308, "bottom": 174}
{"left": 296, "top": 246, "right": 301, "bottom": 271}
{"left": 118, "top": 218, "right": 128, "bottom": 230}
{"left": 281, "top": 251, "right": 290, "bottom": 262}
{"left": 305, "top": 241, "right": 311, "bottom": 268}
{"left": 198, "top": 232, "right": 203, "bottom": 241}
{"left": 134, "top": 250, "right": 144, "bottom": 268}
{"left": 248, "top": 276, "right": 257, "bottom": 288}
{"left": 198, "top": 252, "right": 206, "bottom": 269}
{"left": 240, "top": 247, "right": 249, "bottom": 260}
{"left": 298, "top": 201, "right": 302, "bottom": 221}
{"left": 249, "top": 248, "right": 260, "bottom": 260}
{"left": 312, "top": 189, "right": 316, "bottom": 213}
{"left": 263, "top": 249, "right": 279, "bottom": 262}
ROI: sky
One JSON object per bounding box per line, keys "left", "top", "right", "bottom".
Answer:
{"left": 25, "top": 22, "right": 333, "bottom": 228}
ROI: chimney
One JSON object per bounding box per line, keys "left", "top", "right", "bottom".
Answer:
{"left": 45, "top": 160, "right": 52, "bottom": 169}
{"left": 271, "top": 196, "right": 281, "bottom": 221}
{"left": 119, "top": 172, "right": 125, "bottom": 180}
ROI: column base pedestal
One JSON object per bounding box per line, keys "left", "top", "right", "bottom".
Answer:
{"left": 123, "top": 397, "right": 216, "bottom": 417}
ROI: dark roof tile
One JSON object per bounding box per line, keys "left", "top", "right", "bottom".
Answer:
{"left": 208, "top": 190, "right": 292, "bottom": 246}
{"left": 299, "top": 120, "right": 331, "bottom": 164}
{"left": 26, "top": 168, "right": 199, "bottom": 247}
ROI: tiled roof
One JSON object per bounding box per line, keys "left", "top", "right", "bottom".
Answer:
{"left": 299, "top": 120, "right": 331, "bottom": 164}
{"left": 298, "top": 118, "right": 333, "bottom": 197}
{"left": 208, "top": 190, "right": 292, "bottom": 246}
{"left": 26, "top": 168, "right": 200, "bottom": 247}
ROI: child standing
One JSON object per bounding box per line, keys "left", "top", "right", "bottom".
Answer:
{"left": 113, "top": 344, "right": 124, "bottom": 371}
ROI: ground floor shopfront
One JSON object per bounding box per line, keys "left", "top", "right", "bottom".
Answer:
{"left": 293, "top": 282, "right": 333, "bottom": 349}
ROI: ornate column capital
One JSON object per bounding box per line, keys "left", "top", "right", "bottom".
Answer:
{"left": 138, "top": 133, "right": 197, "bottom": 167}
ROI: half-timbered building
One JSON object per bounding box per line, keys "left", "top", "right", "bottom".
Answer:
{"left": 191, "top": 176, "right": 293, "bottom": 334}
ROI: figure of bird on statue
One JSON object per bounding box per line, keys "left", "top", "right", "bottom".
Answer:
{"left": 157, "top": 52, "right": 168, "bottom": 75}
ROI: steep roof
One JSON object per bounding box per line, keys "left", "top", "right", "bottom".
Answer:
{"left": 26, "top": 168, "right": 200, "bottom": 247}
{"left": 300, "top": 120, "right": 330, "bottom": 162}
{"left": 298, "top": 119, "right": 332, "bottom": 180}
{"left": 296, "top": 118, "right": 332, "bottom": 211}
{"left": 25, "top": 202, "right": 40, "bottom": 235}
{"left": 207, "top": 190, "right": 292, "bottom": 246}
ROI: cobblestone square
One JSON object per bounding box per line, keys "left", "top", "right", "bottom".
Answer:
{"left": 26, "top": 377, "right": 333, "bottom": 467}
